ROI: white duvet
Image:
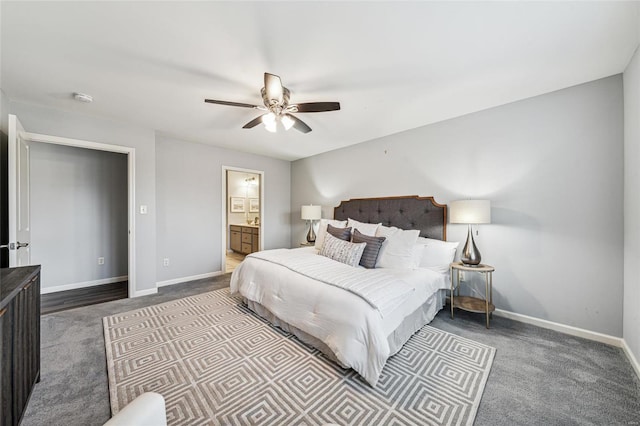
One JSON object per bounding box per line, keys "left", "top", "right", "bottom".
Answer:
{"left": 229, "top": 247, "right": 448, "bottom": 386}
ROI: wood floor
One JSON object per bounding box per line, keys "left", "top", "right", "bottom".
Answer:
{"left": 226, "top": 252, "right": 245, "bottom": 272}
{"left": 41, "top": 252, "right": 246, "bottom": 314}
{"left": 39, "top": 256, "right": 246, "bottom": 314}
{"left": 40, "top": 281, "right": 128, "bottom": 315}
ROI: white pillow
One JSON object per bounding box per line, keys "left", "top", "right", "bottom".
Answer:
{"left": 320, "top": 233, "right": 366, "bottom": 267}
{"left": 411, "top": 243, "right": 425, "bottom": 269}
{"left": 347, "top": 218, "right": 381, "bottom": 237}
{"left": 375, "top": 224, "right": 394, "bottom": 237}
{"left": 375, "top": 226, "right": 420, "bottom": 269}
{"left": 416, "top": 237, "right": 459, "bottom": 274}
{"left": 315, "top": 219, "right": 347, "bottom": 249}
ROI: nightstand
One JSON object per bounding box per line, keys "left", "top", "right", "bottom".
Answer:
{"left": 299, "top": 242, "right": 315, "bottom": 247}
{"left": 450, "top": 261, "right": 495, "bottom": 328}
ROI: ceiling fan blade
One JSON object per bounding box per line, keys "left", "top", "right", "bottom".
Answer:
{"left": 242, "top": 115, "right": 266, "bottom": 129}
{"left": 293, "top": 102, "right": 341, "bottom": 113}
{"left": 205, "top": 99, "right": 260, "bottom": 109}
{"left": 286, "top": 114, "right": 312, "bottom": 134}
{"left": 264, "top": 73, "right": 283, "bottom": 104}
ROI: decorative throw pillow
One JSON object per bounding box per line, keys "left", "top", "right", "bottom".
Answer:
{"left": 375, "top": 226, "right": 420, "bottom": 269}
{"left": 416, "top": 237, "right": 459, "bottom": 274}
{"left": 320, "top": 233, "right": 366, "bottom": 267}
{"left": 315, "top": 219, "right": 348, "bottom": 249}
{"left": 326, "top": 224, "right": 352, "bottom": 241}
{"left": 347, "top": 218, "right": 381, "bottom": 237}
{"left": 352, "top": 229, "right": 386, "bottom": 269}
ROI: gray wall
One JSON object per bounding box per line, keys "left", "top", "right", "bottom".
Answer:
{"left": 0, "top": 89, "right": 8, "bottom": 133}
{"left": 155, "top": 135, "right": 290, "bottom": 283}
{"left": 5, "top": 101, "right": 291, "bottom": 293}
{"left": 624, "top": 45, "right": 640, "bottom": 364}
{"left": 30, "top": 142, "right": 127, "bottom": 291}
{"left": 8, "top": 100, "right": 158, "bottom": 294}
{"left": 291, "top": 75, "right": 624, "bottom": 337}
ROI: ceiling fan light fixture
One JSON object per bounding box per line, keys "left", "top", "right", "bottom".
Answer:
{"left": 281, "top": 114, "right": 295, "bottom": 131}
{"left": 261, "top": 112, "right": 276, "bottom": 125}
{"left": 262, "top": 112, "right": 277, "bottom": 132}
{"left": 205, "top": 72, "right": 340, "bottom": 134}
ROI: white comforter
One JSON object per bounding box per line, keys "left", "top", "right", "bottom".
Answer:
{"left": 248, "top": 249, "right": 415, "bottom": 318}
{"left": 229, "top": 247, "right": 448, "bottom": 386}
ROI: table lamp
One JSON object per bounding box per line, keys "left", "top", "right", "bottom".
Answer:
{"left": 449, "top": 200, "right": 491, "bottom": 266}
{"left": 301, "top": 205, "right": 322, "bottom": 243}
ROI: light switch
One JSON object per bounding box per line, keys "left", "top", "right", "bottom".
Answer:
{"left": 140, "top": 205, "right": 148, "bottom": 215}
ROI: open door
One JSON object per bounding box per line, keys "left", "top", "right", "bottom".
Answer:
{"left": 8, "top": 114, "right": 31, "bottom": 266}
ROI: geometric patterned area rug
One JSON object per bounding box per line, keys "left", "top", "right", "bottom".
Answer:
{"left": 103, "top": 288, "right": 495, "bottom": 426}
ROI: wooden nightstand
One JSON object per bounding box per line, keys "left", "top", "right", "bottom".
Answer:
{"left": 299, "top": 242, "right": 315, "bottom": 247}
{"left": 450, "top": 261, "right": 495, "bottom": 328}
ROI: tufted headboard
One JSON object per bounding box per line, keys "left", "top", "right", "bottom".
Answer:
{"left": 333, "top": 195, "right": 447, "bottom": 240}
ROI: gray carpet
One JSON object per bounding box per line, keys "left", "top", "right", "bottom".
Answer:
{"left": 103, "top": 288, "right": 495, "bottom": 425}
{"left": 22, "top": 274, "right": 640, "bottom": 426}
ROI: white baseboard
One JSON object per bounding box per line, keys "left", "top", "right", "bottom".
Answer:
{"left": 622, "top": 339, "right": 640, "bottom": 379}
{"left": 132, "top": 287, "right": 158, "bottom": 297}
{"left": 156, "top": 271, "right": 224, "bottom": 288}
{"left": 493, "top": 309, "right": 624, "bottom": 347}
{"left": 41, "top": 275, "right": 129, "bottom": 295}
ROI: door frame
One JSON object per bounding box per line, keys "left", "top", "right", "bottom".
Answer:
{"left": 221, "top": 166, "right": 264, "bottom": 273}
{"left": 22, "top": 131, "right": 137, "bottom": 297}
{"left": 7, "top": 114, "right": 30, "bottom": 266}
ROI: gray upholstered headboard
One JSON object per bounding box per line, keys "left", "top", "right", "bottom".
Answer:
{"left": 334, "top": 195, "right": 447, "bottom": 240}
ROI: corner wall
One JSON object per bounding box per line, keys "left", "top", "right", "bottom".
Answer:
{"left": 292, "top": 75, "right": 624, "bottom": 337}
{"left": 155, "top": 135, "right": 291, "bottom": 284}
{"left": 624, "top": 43, "right": 640, "bottom": 370}
{"left": 8, "top": 100, "right": 157, "bottom": 294}
{"left": 0, "top": 89, "right": 8, "bottom": 133}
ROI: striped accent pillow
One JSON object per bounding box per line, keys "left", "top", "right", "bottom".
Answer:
{"left": 320, "top": 233, "right": 366, "bottom": 267}
{"left": 327, "top": 224, "right": 352, "bottom": 241}
{"left": 352, "top": 228, "right": 386, "bottom": 269}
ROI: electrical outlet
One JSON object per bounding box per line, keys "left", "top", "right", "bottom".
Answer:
{"left": 98, "top": 257, "right": 105, "bottom": 265}
{"left": 163, "top": 258, "right": 170, "bottom": 267}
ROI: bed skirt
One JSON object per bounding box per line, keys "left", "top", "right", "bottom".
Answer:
{"left": 243, "top": 289, "right": 446, "bottom": 370}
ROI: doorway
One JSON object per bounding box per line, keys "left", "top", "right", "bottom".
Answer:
{"left": 32, "top": 142, "right": 128, "bottom": 312}
{"left": 6, "top": 120, "right": 137, "bottom": 298}
{"left": 221, "top": 166, "right": 264, "bottom": 273}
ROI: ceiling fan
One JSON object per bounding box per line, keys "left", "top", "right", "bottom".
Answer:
{"left": 205, "top": 73, "right": 340, "bottom": 134}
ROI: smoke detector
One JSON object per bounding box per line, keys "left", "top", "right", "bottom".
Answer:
{"left": 73, "top": 92, "right": 93, "bottom": 103}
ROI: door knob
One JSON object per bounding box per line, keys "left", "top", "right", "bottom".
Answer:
{"left": 16, "top": 242, "right": 29, "bottom": 249}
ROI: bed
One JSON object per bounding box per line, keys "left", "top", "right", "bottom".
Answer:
{"left": 230, "top": 196, "right": 455, "bottom": 386}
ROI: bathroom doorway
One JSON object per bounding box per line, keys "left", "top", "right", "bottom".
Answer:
{"left": 222, "top": 167, "right": 263, "bottom": 273}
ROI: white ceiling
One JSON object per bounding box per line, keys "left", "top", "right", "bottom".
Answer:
{"left": 1, "top": 1, "right": 638, "bottom": 161}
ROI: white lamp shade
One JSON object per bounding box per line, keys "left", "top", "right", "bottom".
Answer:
{"left": 449, "top": 200, "right": 491, "bottom": 224}
{"left": 301, "top": 205, "right": 322, "bottom": 220}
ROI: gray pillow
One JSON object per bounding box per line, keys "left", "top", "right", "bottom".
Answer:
{"left": 326, "top": 224, "right": 352, "bottom": 241}
{"left": 352, "top": 228, "right": 386, "bottom": 269}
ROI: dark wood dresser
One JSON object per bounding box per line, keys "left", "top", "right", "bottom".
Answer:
{"left": 0, "top": 266, "right": 41, "bottom": 426}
